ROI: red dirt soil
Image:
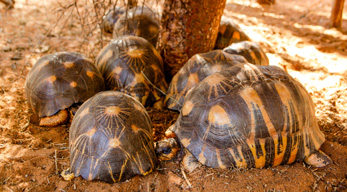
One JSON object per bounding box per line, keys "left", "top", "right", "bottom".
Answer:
{"left": 1, "top": 0, "right": 347, "bottom": 191}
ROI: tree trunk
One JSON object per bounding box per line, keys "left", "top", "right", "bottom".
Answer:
{"left": 331, "top": 0, "right": 345, "bottom": 28}
{"left": 256, "top": 0, "right": 275, "bottom": 5}
{"left": 159, "top": 0, "right": 227, "bottom": 79}
{"left": 0, "top": 0, "right": 15, "bottom": 8}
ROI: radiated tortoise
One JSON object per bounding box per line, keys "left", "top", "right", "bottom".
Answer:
{"left": 214, "top": 16, "right": 251, "bottom": 49}
{"left": 102, "top": 6, "right": 125, "bottom": 34}
{"left": 157, "top": 63, "right": 332, "bottom": 172}
{"left": 68, "top": 91, "right": 157, "bottom": 183}
{"left": 113, "top": 6, "right": 160, "bottom": 46}
{"left": 95, "top": 35, "right": 168, "bottom": 109}
{"left": 25, "top": 52, "right": 105, "bottom": 126}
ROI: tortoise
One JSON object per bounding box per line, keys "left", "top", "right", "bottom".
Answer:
{"left": 95, "top": 35, "right": 168, "bottom": 109}
{"left": 113, "top": 6, "right": 160, "bottom": 47}
{"left": 223, "top": 41, "right": 269, "bottom": 66}
{"left": 101, "top": 6, "right": 125, "bottom": 34}
{"left": 68, "top": 91, "right": 157, "bottom": 183}
{"left": 25, "top": 52, "right": 105, "bottom": 126}
{"left": 214, "top": 16, "right": 251, "bottom": 49}
{"left": 156, "top": 63, "right": 332, "bottom": 172}
{"left": 165, "top": 50, "right": 248, "bottom": 111}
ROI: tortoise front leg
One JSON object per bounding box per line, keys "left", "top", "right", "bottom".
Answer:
{"left": 304, "top": 150, "right": 332, "bottom": 168}
{"left": 183, "top": 149, "right": 200, "bottom": 173}
{"left": 165, "top": 125, "right": 176, "bottom": 138}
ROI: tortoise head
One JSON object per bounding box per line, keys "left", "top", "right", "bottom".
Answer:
{"left": 155, "top": 137, "right": 181, "bottom": 161}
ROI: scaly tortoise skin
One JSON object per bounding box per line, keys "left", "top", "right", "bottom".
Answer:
{"left": 25, "top": 52, "right": 105, "bottom": 126}
{"left": 113, "top": 6, "right": 160, "bottom": 47}
{"left": 223, "top": 41, "right": 269, "bottom": 66}
{"left": 102, "top": 6, "right": 125, "bottom": 34}
{"left": 95, "top": 35, "right": 168, "bottom": 109}
{"left": 165, "top": 50, "right": 248, "bottom": 111}
{"left": 157, "top": 63, "right": 331, "bottom": 171}
{"left": 69, "top": 91, "right": 157, "bottom": 183}
{"left": 214, "top": 16, "right": 251, "bottom": 49}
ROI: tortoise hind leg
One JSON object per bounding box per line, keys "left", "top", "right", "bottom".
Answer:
{"left": 183, "top": 149, "right": 200, "bottom": 173}
{"left": 304, "top": 150, "right": 332, "bottom": 168}
{"left": 39, "top": 109, "right": 69, "bottom": 127}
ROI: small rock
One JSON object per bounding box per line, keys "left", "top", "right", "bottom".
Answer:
{"left": 10, "top": 63, "right": 17, "bottom": 71}
{"left": 3, "top": 46, "right": 11, "bottom": 52}
{"left": 11, "top": 53, "right": 22, "bottom": 60}
{"left": 35, "top": 45, "right": 50, "bottom": 53}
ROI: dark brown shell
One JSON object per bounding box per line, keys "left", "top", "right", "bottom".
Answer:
{"left": 214, "top": 16, "right": 251, "bottom": 49}
{"left": 25, "top": 52, "right": 105, "bottom": 117}
{"left": 95, "top": 36, "right": 167, "bottom": 107}
{"left": 69, "top": 91, "right": 157, "bottom": 183}
{"left": 171, "top": 63, "right": 325, "bottom": 169}
{"left": 113, "top": 6, "right": 160, "bottom": 47}
{"left": 102, "top": 7, "right": 125, "bottom": 34}
{"left": 223, "top": 41, "right": 269, "bottom": 66}
{"left": 165, "top": 50, "right": 247, "bottom": 111}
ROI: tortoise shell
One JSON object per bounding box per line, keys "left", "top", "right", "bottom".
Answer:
{"left": 165, "top": 50, "right": 247, "bottom": 111}
{"left": 25, "top": 52, "right": 105, "bottom": 118}
{"left": 69, "top": 91, "right": 157, "bottom": 183}
{"left": 214, "top": 16, "right": 251, "bottom": 49}
{"left": 95, "top": 36, "right": 168, "bottom": 108}
{"left": 223, "top": 41, "right": 269, "bottom": 66}
{"left": 102, "top": 6, "right": 125, "bottom": 34}
{"left": 113, "top": 6, "right": 160, "bottom": 47}
{"left": 170, "top": 63, "right": 325, "bottom": 169}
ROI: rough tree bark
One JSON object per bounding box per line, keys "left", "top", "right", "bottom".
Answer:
{"left": 330, "top": 0, "right": 345, "bottom": 28}
{"left": 158, "top": 0, "right": 227, "bottom": 79}
{"left": 0, "top": 0, "right": 15, "bottom": 8}
{"left": 256, "top": 0, "right": 275, "bottom": 5}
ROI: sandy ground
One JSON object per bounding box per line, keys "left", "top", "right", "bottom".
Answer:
{"left": 1, "top": 0, "right": 347, "bottom": 191}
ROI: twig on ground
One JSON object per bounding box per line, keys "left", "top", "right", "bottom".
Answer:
{"left": 181, "top": 166, "right": 192, "bottom": 188}
{"left": 4, "top": 186, "right": 14, "bottom": 192}
{"left": 0, "top": 158, "right": 12, "bottom": 165}
{"left": 55, "top": 150, "right": 58, "bottom": 175}
{"left": 204, "top": 173, "right": 214, "bottom": 178}
{"left": 20, "top": 120, "right": 30, "bottom": 132}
